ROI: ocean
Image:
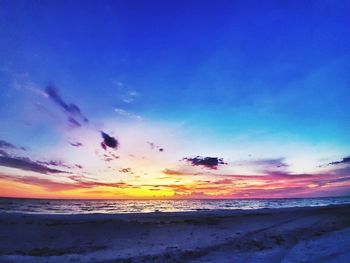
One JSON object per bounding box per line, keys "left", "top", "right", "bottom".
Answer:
{"left": 1, "top": 196, "right": 350, "bottom": 214}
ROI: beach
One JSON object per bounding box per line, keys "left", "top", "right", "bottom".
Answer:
{"left": 1, "top": 204, "right": 350, "bottom": 263}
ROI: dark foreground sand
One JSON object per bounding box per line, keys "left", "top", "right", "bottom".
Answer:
{"left": 1, "top": 205, "right": 350, "bottom": 263}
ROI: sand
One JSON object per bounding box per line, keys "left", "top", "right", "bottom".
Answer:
{"left": 1, "top": 204, "right": 350, "bottom": 262}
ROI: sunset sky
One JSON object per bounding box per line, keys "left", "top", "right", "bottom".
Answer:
{"left": 0, "top": 0, "right": 350, "bottom": 199}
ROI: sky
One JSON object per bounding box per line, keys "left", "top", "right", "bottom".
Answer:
{"left": 0, "top": 0, "right": 350, "bottom": 199}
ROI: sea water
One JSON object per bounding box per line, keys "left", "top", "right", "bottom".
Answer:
{"left": 1, "top": 196, "right": 350, "bottom": 214}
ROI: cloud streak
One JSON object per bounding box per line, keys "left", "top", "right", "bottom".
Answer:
{"left": 0, "top": 139, "right": 27, "bottom": 151}
{"left": 114, "top": 108, "right": 142, "bottom": 120}
{"left": 0, "top": 173, "right": 128, "bottom": 192}
{"left": 328, "top": 156, "right": 350, "bottom": 166}
{"left": 45, "top": 85, "right": 89, "bottom": 127}
{"left": 0, "top": 156, "right": 67, "bottom": 174}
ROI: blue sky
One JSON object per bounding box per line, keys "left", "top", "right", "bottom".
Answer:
{"left": 0, "top": 0, "right": 350, "bottom": 198}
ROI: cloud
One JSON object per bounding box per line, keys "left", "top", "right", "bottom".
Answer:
{"left": 328, "top": 156, "right": 350, "bottom": 166}
{"left": 247, "top": 158, "right": 288, "bottom": 168}
{"left": 161, "top": 169, "right": 202, "bottom": 176}
{"left": 0, "top": 174, "right": 78, "bottom": 191}
{"left": 45, "top": 85, "right": 89, "bottom": 127}
{"left": 119, "top": 168, "right": 133, "bottom": 174}
{"left": 0, "top": 140, "right": 28, "bottom": 158}
{"left": 182, "top": 156, "right": 226, "bottom": 170}
{"left": 122, "top": 90, "right": 139, "bottom": 103}
{"left": 211, "top": 178, "right": 233, "bottom": 185}
{"left": 0, "top": 139, "right": 27, "bottom": 151}
{"left": 0, "top": 173, "right": 128, "bottom": 192}
{"left": 162, "top": 169, "right": 187, "bottom": 175}
{"left": 114, "top": 108, "right": 142, "bottom": 120}
{"left": 0, "top": 140, "right": 17, "bottom": 149}
{"left": 113, "top": 81, "right": 140, "bottom": 103}
{"left": 101, "top": 142, "right": 107, "bottom": 150}
{"left": 102, "top": 154, "right": 115, "bottom": 162}
{"left": 0, "top": 156, "right": 67, "bottom": 174}
{"left": 69, "top": 142, "right": 83, "bottom": 147}
{"left": 234, "top": 158, "right": 289, "bottom": 174}
{"left": 147, "top": 142, "right": 164, "bottom": 152}
{"left": 36, "top": 160, "right": 72, "bottom": 169}
{"left": 329, "top": 165, "right": 350, "bottom": 176}
{"left": 67, "top": 175, "right": 128, "bottom": 188}
{"left": 101, "top": 131, "right": 119, "bottom": 149}
{"left": 147, "top": 142, "right": 155, "bottom": 149}
{"left": 0, "top": 149, "right": 10, "bottom": 157}
{"left": 68, "top": 117, "right": 82, "bottom": 128}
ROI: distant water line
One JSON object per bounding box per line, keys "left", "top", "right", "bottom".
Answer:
{"left": 0, "top": 196, "right": 350, "bottom": 214}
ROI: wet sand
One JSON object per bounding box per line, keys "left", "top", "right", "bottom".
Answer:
{"left": 1, "top": 204, "right": 350, "bottom": 262}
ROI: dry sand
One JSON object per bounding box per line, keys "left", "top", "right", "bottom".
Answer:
{"left": 1, "top": 204, "right": 350, "bottom": 262}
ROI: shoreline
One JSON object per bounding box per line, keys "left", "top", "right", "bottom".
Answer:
{"left": 1, "top": 204, "right": 350, "bottom": 262}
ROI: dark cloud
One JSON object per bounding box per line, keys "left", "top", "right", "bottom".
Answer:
{"left": 183, "top": 156, "right": 226, "bottom": 170}
{"left": 0, "top": 156, "right": 67, "bottom": 174}
{"left": 147, "top": 142, "right": 155, "bottom": 150}
{"left": 119, "top": 168, "right": 133, "bottom": 174}
{"left": 0, "top": 139, "right": 27, "bottom": 151}
{"left": 328, "top": 156, "right": 350, "bottom": 166}
{"left": 101, "top": 142, "right": 107, "bottom": 150}
{"left": 110, "top": 153, "right": 119, "bottom": 160}
{"left": 69, "top": 142, "right": 83, "bottom": 147}
{"left": 147, "top": 142, "right": 164, "bottom": 152}
{"left": 45, "top": 85, "right": 88, "bottom": 126}
{"left": 0, "top": 149, "right": 10, "bottom": 157}
{"left": 68, "top": 117, "right": 82, "bottom": 127}
{"left": 37, "top": 160, "right": 72, "bottom": 169}
{"left": 101, "top": 151, "right": 119, "bottom": 162}
{"left": 0, "top": 140, "right": 17, "bottom": 149}
{"left": 101, "top": 131, "right": 119, "bottom": 149}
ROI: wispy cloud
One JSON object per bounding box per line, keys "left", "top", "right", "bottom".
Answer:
{"left": 114, "top": 108, "right": 142, "bottom": 120}
{"left": 147, "top": 142, "right": 164, "bottom": 152}
{"left": 119, "top": 167, "right": 134, "bottom": 174}
{"left": 113, "top": 81, "right": 139, "bottom": 103}
{"left": 162, "top": 169, "right": 191, "bottom": 176}
{"left": 45, "top": 84, "right": 89, "bottom": 127}
{"left": 328, "top": 156, "right": 350, "bottom": 166}
{"left": 69, "top": 141, "right": 83, "bottom": 147}
{"left": 245, "top": 158, "right": 288, "bottom": 169}
{"left": 0, "top": 140, "right": 17, "bottom": 149}
{"left": 0, "top": 156, "right": 67, "bottom": 174}
{"left": 0, "top": 173, "right": 128, "bottom": 192}
{"left": 0, "top": 139, "right": 27, "bottom": 151}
